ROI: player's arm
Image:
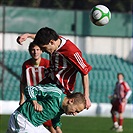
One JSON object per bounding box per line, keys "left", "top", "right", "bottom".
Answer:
{"left": 125, "top": 90, "right": 132, "bottom": 99}
{"left": 52, "top": 116, "right": 62, "bottom": 133}
{"left": 120, "top": 82, "right": 132, "bottom": 102}
{"left": 17, "top": 33, "right": 36, "bottom": 45}
{"left": 19, "top": 82, "right": 26, "bottom": 105}
{"left": 122, "top": 89, "right": 132, "bottom": 102}
{"left": 81, "top": 74, "right": 91, "bottom": 109}
{"left": 63, "top": 45, "right": 92, "bottom": 109}
{"left": 70, "top": 55, "right": 91, "bottom": 109}
{"left": 24, "top": 86, "right": 43, "bottom": 112}
{"left": 19, "top": 64, "right": 27, "bottom": 105}
{"left": 32, "top": 100, "right": 43, "bottom": 112}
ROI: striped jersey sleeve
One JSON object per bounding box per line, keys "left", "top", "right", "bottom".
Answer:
{"left": 58, "top": 39, "right": 92, "bottom": 74}
{"left": 24, "top": 83, "right": 63, "bottom": 101}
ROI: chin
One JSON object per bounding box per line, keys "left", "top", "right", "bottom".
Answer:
{"left": 34, "top": 57, "right": 39, "bottom": 60}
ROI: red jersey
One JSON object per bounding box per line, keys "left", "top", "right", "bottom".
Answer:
{"left": 21, "top": 58, "right": 49, "bottom": 86}
{"left": 40, "top": 37, "right": 92, "bottom": 94}
{"left": 111, "top": 80, "right": 131, "bottom": 113}
{"left": 114, "top": 80, "right": 131, "bottom": 102}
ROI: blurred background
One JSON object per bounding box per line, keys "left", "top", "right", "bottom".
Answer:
{"left": 0, "top": 0, "right": 132, "bottom": 116}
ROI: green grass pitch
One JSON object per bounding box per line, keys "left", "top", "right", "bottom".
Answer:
{"left": 0, "top": 115, "right": 132, "bottom": 133}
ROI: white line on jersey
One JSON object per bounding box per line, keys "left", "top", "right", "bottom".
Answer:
{"left": 74, "top": 52, "right": 86, "bottom": 69}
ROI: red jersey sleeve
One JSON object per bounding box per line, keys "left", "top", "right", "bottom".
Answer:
{"left": 121, "top": 81, "right": 131, "bottom": 92}
{"left": 58, "top": 40, "right": 92, "bottom": 74}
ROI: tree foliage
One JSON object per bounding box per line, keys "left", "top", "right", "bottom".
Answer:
{"left": 0, "top": 0, "right": 132, "bottom": 13}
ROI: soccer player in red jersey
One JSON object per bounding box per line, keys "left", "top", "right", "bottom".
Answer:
{"left": 17, "top": 27, "right": 92, "bottom": 109}
{"left": 109, "top": 73, "right": 132, "bottom": 132}
{"left": 19, "top": 42, "right": 56, "bottom": 133}
{"left": 19, "top": 42, "right": 49, "bottom": 104}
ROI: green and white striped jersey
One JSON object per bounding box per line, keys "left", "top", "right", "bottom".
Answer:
{"left": 17, "top": 83, "right": 66, "bottom": 128}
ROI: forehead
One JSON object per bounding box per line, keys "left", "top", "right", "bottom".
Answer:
{"left": 118, "top": 74, "right": 123, "bottom": 78}
{"left": 31, "top": 45, "right": 41, "bottom": 49}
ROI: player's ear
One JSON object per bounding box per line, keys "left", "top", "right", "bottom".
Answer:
{"left": 68, "top": 98, "right": 74, "bottom": 105}
{"left": 50, "top": 40, "right": 55, "bottom": 45}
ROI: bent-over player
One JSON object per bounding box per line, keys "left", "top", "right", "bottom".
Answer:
{"left": 6, "top": 83, "right": 86, "bottom": 133}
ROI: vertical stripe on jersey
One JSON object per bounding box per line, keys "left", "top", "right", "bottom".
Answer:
{"left": 26, "top": 67, "right": 34, "bottom": 86}
{"left": 55, "top": 52, "right": 59, "bottom": 70}
{"left": 55, "top": 53, "right": 77, "bottom": 91}
{"left": 31, "top": 67, "right": 37, "bottom": 85}
{"left": 38, "top": 67, "right": 44, "bottom": 82}
{"left": 74, "top": 52, "right": 86, "bottom": 69}
{"left": 66, "top": 68, "right": 76, "bottom": 92}
{"left": 55, "top": 53, "right": 68, "bottom": 87}
{"left": 56, "top": 54, "right": 67, "bottom": 87}
{"left": 26, "top": 67, "right": 45, "bottom": 86}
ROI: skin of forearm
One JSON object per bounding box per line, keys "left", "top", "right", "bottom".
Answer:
{"left": 82, "top": 74, "right": 89, "bottom": 98}
{"left": 55, "top": 126, "right": 62, "bottom": 133}
{"left": 20, "top": 83, "right": 26, "bottom": 100}
{"left": 28, "top": 33, "right": 36, "bottom": 39}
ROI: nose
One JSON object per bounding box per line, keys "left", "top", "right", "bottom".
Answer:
{"left": 34, "top": 50, "right": 37, "bottom": 54}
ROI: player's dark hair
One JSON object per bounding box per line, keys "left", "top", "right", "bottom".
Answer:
{"left": 117, "top": 73, "right": 124, "bottom": 77}
{"left": 33, "top": 27, "right": 59, "bottom": 45}
{"left": 67, "top": 92, "right": 86, "bottom": 108}
{"left": 28, "top": 42, "right": 42, "bottom": 54}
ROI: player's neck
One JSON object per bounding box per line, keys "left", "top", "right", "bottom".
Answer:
{"left": 62, "top": 97, "right": 68, "bottom": 107}
{"left": 58, "top": 38, "right": 62, "bottom": 48}
{"left": 32, "top": 57, "right": 41, "bottom": 67}
{"left": 56, "top": 38, "right": 62, "bottom": 49}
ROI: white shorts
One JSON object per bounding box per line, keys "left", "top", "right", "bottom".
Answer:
{"left": 6, "top": 110, "right": 50, "bottom": 133}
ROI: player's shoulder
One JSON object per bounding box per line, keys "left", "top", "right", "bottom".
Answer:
{"left": 23, "top": 58, "right": 32, "bottom": 65}
{"left": 60, "top": 36, "right": 79, "bottom": 50}
{"left": 65, "top": 40, "right": 79, "bottom": 51}
{"left": 121, "top": 81, "right": 130, "bottom": 88}
{"left": 121, "top": 81, "right": 128, "bottom": 85}
{"left": 59, "top": 38, "right": 81, "bottom": 57}
{"left": 41, "top": 57, "right": 49, "bottom": 62}
{"left": 40, "top": 58, "right": 50, "bottom": 66}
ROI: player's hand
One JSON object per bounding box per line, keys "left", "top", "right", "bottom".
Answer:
{"left": 85, "top": 97, "right": 91, "bottom": 109}
{"left": 32, "top": 100, "right": 43, "bottom": 112}
{"left": 16, "top": 33, "right": 30, "bottom": 45}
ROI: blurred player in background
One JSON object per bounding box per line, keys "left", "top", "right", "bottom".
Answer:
{"left": 6, "top": 84, "right": 86, "bottom": 133}
{"left": 19, "top": 42, "right": 49, "bottom": 105}
{"left": 19, "top": 42, "right": 56, "bottom": 133}
{"left": 109, "top": 73, "right": 132, "bottom": 132}
{"left": 17, "top": 27, "right": 92, "bottom": 109}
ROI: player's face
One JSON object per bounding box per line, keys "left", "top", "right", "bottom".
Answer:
{"left": 39, "top": 40, "right": 58, "bottom": 54}
{"left": 31, "top": 45, "right": 42, "bottom": 60}
{"left": 64, "top": 101, "right": 85, "bottom": 116}
{"left": 117, "top": 74, "right": 123, "bottom": 81}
